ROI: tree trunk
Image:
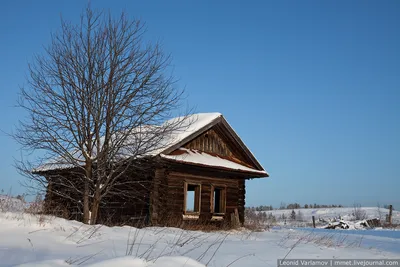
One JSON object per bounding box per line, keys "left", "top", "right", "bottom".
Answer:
{"left": 90, "top": 191, "right": 101, "bottom": 225}
{"left": 83, "top": 162, "right": 92, "bottom": 224}
{"left": 83, "top": 180, "right": 90, "bottom": 224}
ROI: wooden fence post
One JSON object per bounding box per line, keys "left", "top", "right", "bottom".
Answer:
{"left": 312, "top": 216, "right": 316, "bottom": 228}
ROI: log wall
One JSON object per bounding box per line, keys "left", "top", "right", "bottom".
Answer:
{"left": 155, "top": 169, "right": 246, "bottom": 227}
{"left": 96, "top": 169, "right": 153, "bottom": 226}
{"left": 43, "top": 166, "right": 154, "bottom": 226}
{"left": 43, "top": 163, "right": 249, "bottom": 228}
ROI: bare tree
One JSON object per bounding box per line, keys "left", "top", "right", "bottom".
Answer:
{"left": 377, "top": 202, "right": 383, "bottom": 221}
{"left": 353, "top": 203, "right": 367, "bottom": 221}
{"left": 14, "top": 8, "right": 190, "bottom": 224}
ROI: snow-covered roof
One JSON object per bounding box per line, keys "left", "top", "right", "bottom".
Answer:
{"left": 35, "top": 112, "right": 268, "bottom": 176}
{"left": 35, "top": 113, "right": 222, "bottom": 172}
{"left": 161, "top": 148, "right": 268, "bottom": 176}
{"left": 146, "top": 113, "right": 222, "bottom": 156}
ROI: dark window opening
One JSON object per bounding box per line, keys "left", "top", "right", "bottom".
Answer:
{"left": 212, "top": 187, "right": 226, "bottom": 214}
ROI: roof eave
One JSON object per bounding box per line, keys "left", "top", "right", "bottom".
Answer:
{"left": 160, "top": 156, "right": 269, "bottom": 179}
{"left": 219, "top": 118, "right": 264, "bottom": 171}
{"left": 160, "top": 115, "right": 267, "bottom": 173}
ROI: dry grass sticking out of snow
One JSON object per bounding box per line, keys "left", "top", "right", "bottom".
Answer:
{"left": 0, "top": 211, "right": 400, "bottom": 267}
{"left": 0, "top": 195, "right": 27, "bottom": 213}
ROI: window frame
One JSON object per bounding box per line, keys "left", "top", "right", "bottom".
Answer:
{"left": 210, "top": 184, "right": 227, "bottom": 215}
{"left": 183, "top": 181, "right": 202, "bottom": 215}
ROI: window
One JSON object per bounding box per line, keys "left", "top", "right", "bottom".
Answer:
{"left": 211, "top": 186, "right": 226, "bottom": 214}
{"left": 184, "top": 182, "right": 201, "bottom": 214}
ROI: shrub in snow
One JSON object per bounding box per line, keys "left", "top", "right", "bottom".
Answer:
{"left": 290, "top": 210, "right": 296, "bottom": 220}
{"left": 0, "top": 195, "right": 26, "bottom": 212}
{"left": 353, "top": 204, "right": 367, "bottom": 221}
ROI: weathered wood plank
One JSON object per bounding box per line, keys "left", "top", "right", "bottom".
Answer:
{"left": 182, "top": 127, "right": 257, "bottom": 169}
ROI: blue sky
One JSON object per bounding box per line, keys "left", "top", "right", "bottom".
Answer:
{"left": 0, "top": 1, "right": 399, "bottom": 208}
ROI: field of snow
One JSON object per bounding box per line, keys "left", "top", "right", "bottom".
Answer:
{"left": 1, "top": 212, "right": 400, "bottom": 267}
{"left": 261, "top": 207, "right": 400, "bottom": 225}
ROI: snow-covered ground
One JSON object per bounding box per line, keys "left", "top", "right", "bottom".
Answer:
{"left": 1, "top": 212, "right": 400, "bottom": 267}
{"left": 261, "top": 207, "right": 400, "bottom": 225}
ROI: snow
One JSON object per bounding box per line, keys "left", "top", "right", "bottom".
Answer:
{"left": 1, "top": 211, "right": 400, "bottom": 267}
{"left": 161, "top": 148, "right": 268, "bottom": 175}
{"left": 35, "top": 113, "right": 224, "bottom": 172}
{"left": 35, "top": 112, "right": 267, "bottom": 174}
{"left": 33, "top": 149, "right": 85, "bottom": 172}
{"left": 87, "top": 256, "right": 204, "bottom": 267}
{"left": 15, "top": 256, "right": 204, "bottom": 267}
{"left": 149, "top": 112, "right": 223, "bottom": 156}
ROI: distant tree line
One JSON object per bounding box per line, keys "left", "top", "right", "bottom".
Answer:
{"left": 303, "top": 204, "right": 343, "bottom": 209}
{"left": 247, "top": 205, "right": 274, "bottom": 211}
{"left": 247, "top": 203, "right": 344, "bottom": 211}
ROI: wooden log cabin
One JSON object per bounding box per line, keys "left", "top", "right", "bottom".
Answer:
{"left": 38, "top": 113, "right": 269, "bottom": 228}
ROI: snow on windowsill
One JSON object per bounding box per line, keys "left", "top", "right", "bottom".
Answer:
{"left": 211, "top": 216, "right": 224, "bottom": 221}
{"left": 182, "top": 214, "right": 200, "bottom": 220}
